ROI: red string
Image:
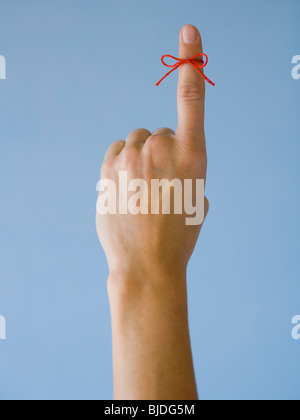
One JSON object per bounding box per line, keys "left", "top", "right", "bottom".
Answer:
{"left": 156, "top": 53, "right": 215, "bottom": 87}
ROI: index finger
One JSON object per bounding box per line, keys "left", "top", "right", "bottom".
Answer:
{"left": 176, "top": 25, "right": 206, "bottom": 150}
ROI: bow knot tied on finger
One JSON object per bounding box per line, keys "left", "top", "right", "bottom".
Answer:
{"left": 156, "top": 53, "right": 215, "bottom": 87}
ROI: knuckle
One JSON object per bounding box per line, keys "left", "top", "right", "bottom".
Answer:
{"left": 107, "top": 139, "right": 125, "bottom": 156}
{"left": 128, "top": 128, "right": 151, "bottom": 138}
{"left": 179, "top": 83, "right": 203, "bottom": 102}
{"left": 152, "top": 127, "right": 175, "bottom": 136}
{"left": 113, "top": 139, "right": 125, "bottom": 148}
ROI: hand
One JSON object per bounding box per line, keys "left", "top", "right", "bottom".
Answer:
{"left": 96, "top": 25, "right": 209, "bottom": 283}
{"left": 96, "top": 25, "right": 209, "bottom": 400}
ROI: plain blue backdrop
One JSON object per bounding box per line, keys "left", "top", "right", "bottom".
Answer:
{"left": 0, "top": 0, "right": 299, "bottom": 400}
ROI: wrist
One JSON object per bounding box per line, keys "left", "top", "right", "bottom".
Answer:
{"left": 107, "top": 268, "right": 188, "bottom": 314}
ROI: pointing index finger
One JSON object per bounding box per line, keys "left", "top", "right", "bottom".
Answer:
{"left": 176, "top": 25, "right": 206, "bottom": 149}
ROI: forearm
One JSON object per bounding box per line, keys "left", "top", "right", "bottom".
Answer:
{"left": 108, "top": 271, "right": 198, "bottom": 400}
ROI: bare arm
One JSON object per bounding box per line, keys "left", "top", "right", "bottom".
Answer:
{"left": 108, "top": 271, "right": 198, "bottom": 400}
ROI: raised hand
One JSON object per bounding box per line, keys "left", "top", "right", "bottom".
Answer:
{"left": 96, "top": 25, "right": 209, "bottom": 400}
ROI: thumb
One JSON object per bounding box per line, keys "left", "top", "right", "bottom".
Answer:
{"left": 176, "top": 25, "right": 206, "bottom": 149}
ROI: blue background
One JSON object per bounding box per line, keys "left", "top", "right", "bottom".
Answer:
{"left": 0, "top": 0, "right": 299, "bottom": 400}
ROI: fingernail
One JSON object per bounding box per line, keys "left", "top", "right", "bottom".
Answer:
{"left": 182, "top": 26, "right": 198, "bottom": 44}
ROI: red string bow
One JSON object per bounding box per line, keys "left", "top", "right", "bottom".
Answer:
{"left": 156, "top": 53, "right": 215, "bottom": 87}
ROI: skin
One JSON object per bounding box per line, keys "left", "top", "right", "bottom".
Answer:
{"left": 96, "top": 25, "right": 209, "bottom": 400}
